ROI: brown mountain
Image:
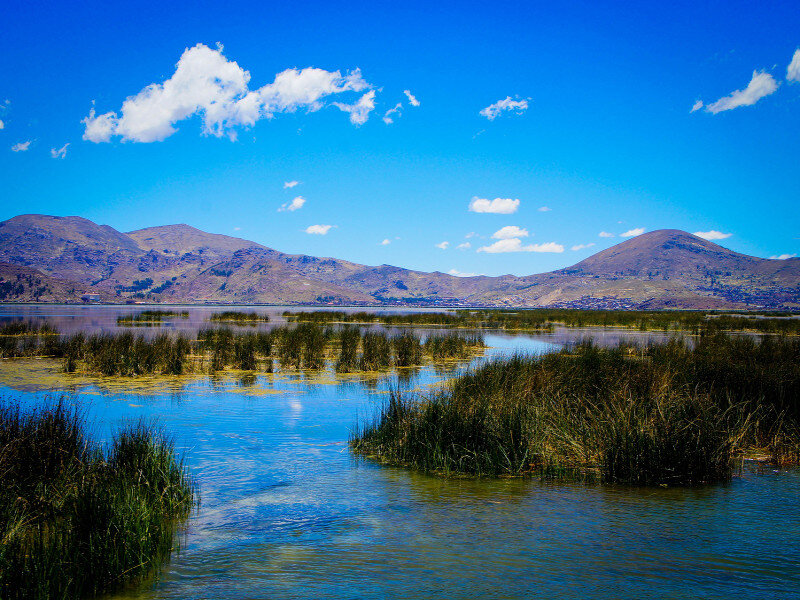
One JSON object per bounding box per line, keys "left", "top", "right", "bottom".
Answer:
{"left": 0, "top": 215, "right": 796, "bottom": 309}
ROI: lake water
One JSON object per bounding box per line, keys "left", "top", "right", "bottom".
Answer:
{"left": 2, "top": 305, "right": 799, "bottom": 599}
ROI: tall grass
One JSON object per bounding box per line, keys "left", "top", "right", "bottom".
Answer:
{"left": 117, "top": 310, "right": 189, "bottom": 325}
{"left": 352, "top": 334, "right": 799, "bottom": 484}
{"left": 0, "top": 400, "right": 195, "bottom": 599}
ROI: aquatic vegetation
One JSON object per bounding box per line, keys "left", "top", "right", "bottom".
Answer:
{"left": 335, "top": 326, "right": 361, "bottom": 372}
{"left": 352, "top": 334, "right": 800, "bottom": 484}
{"left": 424, "top": 331, "right": 485, "bottom": 360}
{"left": 286, "top": 308, "right": 800, "bottom": 334}
{"left": 116, "top": 310, "right": 189, "bottom": 325}
{"left": 392, "top": 330, "right": 423, "bottom": 367}
{"left": 0, "top": 400, "right": 195, "bottom": 599}
{"left": 209, "top": 311, "right": 270, "bottom": 323}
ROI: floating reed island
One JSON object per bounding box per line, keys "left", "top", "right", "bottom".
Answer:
{"left": 351, "top": 332, "right": 800, "bottom": 485}
{"left": 0, "top": 400, "right": 195, "bottom": 600}
{"left": 286, "top": 308, "right": 800, "bottom": 334}
{"left": 0, "top": 320, "right": 484, "bottom": 376}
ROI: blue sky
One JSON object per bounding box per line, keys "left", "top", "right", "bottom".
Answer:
{"left": 2, "top": 0, "right": 799, "bottom": 276}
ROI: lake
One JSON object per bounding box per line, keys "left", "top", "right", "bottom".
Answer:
{"left": 2, "top": 305, "right": 799, "bottom": 599}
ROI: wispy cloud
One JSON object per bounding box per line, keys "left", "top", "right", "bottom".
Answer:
{"left": 477, "top": 239, "right": 563, "bottom": 253}
{"left": 50, "top": 143, "right": 69, "bottom": 159}
{"left": 468, "top": 196, "right": 520, "bottom": 214}
{"left": 693, "top": 230, "right": 732, "bottom": 240}
{"left": 621, "top": 228, "right": 646, "bottom": 237}
{"left": 770, "top": 253, "right": 796, "bottom": 260}
{"left": 457, "top": 242, "right": 471, "bottom": 250}
{"left": 305, "top": 224, "right": 334, "bottom": 235}
{"left": 448, "top": 269, "right": 479, "bottom": 277}
{"left": 465, "top": 232, "right": 477, "bottom": 239}
{"left": 404, "top": 90, "right": 420, "bottom": 106}
{"left": 0, "top": 119, "right": 4, "bottom": 129}
{"left": 492, "top": 225, "right": 529, "bottom": 239}
{"left": 787, "top": 49, "right": 800, "bottom": 82}
{"left": 571, "top": 243, "right": 596, "bottom": 251}
{"left": 435, "top": 241, "right": 450, "bottom": 250}
{"left": 333, "top": 90, "right": 376, "bottom": 125}
{"left": 11, "top": 140, "right": 30, "bottom": 152}
{"left": 383, "top": 102, "right": 402, "bottom": 124}
{"left": 82, "top": 43, "right": 375, "bottom": 143}
{"left": 380, "top": 238, "right": 391, "bottom": 245}
{"left": 283, "top": 180, "right": 300, "bottom": 189}
{"left": 278, "top": 196, "right": 306, "bottom": 212}
{"left": 480, "top": 96, "right": 529, "bottom": 120}
{"left": 703, "top": 70, "right": 779, "bottom": 114}
{"left": 538, "top": 206, "right": 552, "bottom": 212}
{"left": 690, "top": 100, "right": 703, "bottom": 113}
{"left": 599, "top": 231, "right": 615, "bottom": 238}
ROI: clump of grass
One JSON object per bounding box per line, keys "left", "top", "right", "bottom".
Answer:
{"left": 336, "top": 326, "right": 361, "bottom": 372}
{"left": 0, "top": 400, "right": 195, "bottom": 599}
{"left": 392, "top": 331, "right": 423, "bottom": 367}
{"left": 352, "top": 334, "right": 799, "bottom": 485}
{"left": 79, "top": 332, "right": 192, "bottom": 376}
{"left": 424, "top": 331, "right": 484, "bottom": 360}
{"left": 209, "top": 311, "right": 270, "bottom": 323}
{"left": 360, "top": 331, "right": 392, "bottom": 371}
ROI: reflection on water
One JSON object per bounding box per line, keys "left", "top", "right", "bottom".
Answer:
{"left": 2, "top": 306, "right": 798, "bottom": 599}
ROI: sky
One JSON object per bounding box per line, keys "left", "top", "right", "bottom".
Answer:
{"left": 2, "top": 0, "right": 799, "bottom": 276}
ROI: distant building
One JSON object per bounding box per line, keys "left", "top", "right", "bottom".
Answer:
{"left": 81, "top": 293, "right": 101, "bottom": 303}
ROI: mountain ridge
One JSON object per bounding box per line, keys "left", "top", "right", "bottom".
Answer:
{"left": 0, "top": 214, "right": 797, "bottom": 309}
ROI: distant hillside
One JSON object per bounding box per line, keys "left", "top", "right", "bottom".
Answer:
{"left": 0, "top": 262, "right": 112, "bottom": 303}
{"left": 0, "top": 214, "right": 796, "bottom": 308}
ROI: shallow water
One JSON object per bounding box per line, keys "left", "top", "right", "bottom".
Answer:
{"left": 3, "top": 306, "right": 799, "bottom": 599}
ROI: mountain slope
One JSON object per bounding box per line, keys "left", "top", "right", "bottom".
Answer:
{"left": 0, "top": 215, "right": 796, "bottom": 308}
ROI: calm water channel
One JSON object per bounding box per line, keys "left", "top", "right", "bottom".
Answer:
{"left": 2, "top": 305, "right": 799, "bottom": 599}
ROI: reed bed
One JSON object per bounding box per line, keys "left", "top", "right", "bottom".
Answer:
{"left": 208, "top": 311, "right": 270, "bottom": 323}
{"left": 0, "top": 400, "right": 195, "bottom": 599}
{"left": 116, "top": 310, "right": 189, "bottom": 325}
{"left": 286, "top": 308, "right": 800, "bottom": 334}
{"left": 351, "top": 334, "right": 800, "bottom": 485}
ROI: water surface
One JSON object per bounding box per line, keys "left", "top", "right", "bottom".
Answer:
{"left": 2, "top": 305, "right": 798, "bottom": 599}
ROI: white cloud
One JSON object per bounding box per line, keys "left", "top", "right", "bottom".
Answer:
{"left": 704, "top": 70, "right": 779, "bottom": 114}
{"left": 480, "top": 96, "right": 529, "bottom": 120}
{"left": 448, "top": 269, "right": 479, "bottom": 277}
{"left": 599, "top": 231, "right": 615, "bottom": 238}
{"left": 690, "top": 100, "right": 703, "bottom": 113}
{"left": 787, "top": 49, "right": 800, "bottom": 82}
{"left": 333, "top": 90, "right": 376, "bottom": 126}
{"left": 380, "top": 238, "right": 391, "bottom": 245}
{"left": 278, "top": 196, "right": 306, "bottom": 212}
{"left": 404, "top": 90, "right": 420, "bottom": 106}
{"left": 283, "top": 180, "right": 300, "bottom": 188}
{"left": 770, "top": 253, "right": 796, "bottom": 260}
{"left": 305, "top": 224, "right": 334, "bottom": 235}
{"left": 383, "top": 102, "right": 402, "bottom": 124}
{"left": 477, "top": 239, "right": 563, "bottom": 253}
{"left": 435, "top": 241, "right": 450, "bottom": 250}
{"left": 0, "top": 119, "right": 4, "bottom": 129}
{"left": 50, "top": 143, "right": 69, "bottom": 159}
{"left": 621, "top": 228, "right": 646, "bottom": 237}
{"left": 468, "top": 196, "right": 520, "bottom": 214}
{"left": 571, "top": 243, "right": 596, "bottom": 251}
{"left": 82, "top": 43, "right": 374, "bottom": 143}
{"left": 538, "top": 206, "right": 551, "bottom": 212}
{"left": 465, "top": 232, "right": 477, "bottom": 238}
{"left": 492, "top": 225, "right": 529, "bottom": 239}
{"left": 11, "top": 140, "right": 30, "bottom": 152}
{"left": 233, "top": 227, "right": 241, "bottom": 231}
{"left": 457, "top": 242, "right": 471, "bottom": 250}
{"left": 693, "top": 230, "right": 732, "bottom": 240}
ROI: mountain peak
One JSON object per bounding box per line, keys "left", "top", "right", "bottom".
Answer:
{"left": 127, "top": 224, "right": 265, "bottom": 255}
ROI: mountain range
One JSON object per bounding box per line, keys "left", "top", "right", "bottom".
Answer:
{"left": 0, "top": 214, "right": 797, "bottom": 309}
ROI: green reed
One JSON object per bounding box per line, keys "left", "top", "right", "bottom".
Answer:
{"left": 352, "top": 334, "right": 799, "bottom": 485}
{"left": 0, "top": 400, "right": 195, "bottom": 600}
{"left": 116, "top": 310, "right": 189, "bottom": 325}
